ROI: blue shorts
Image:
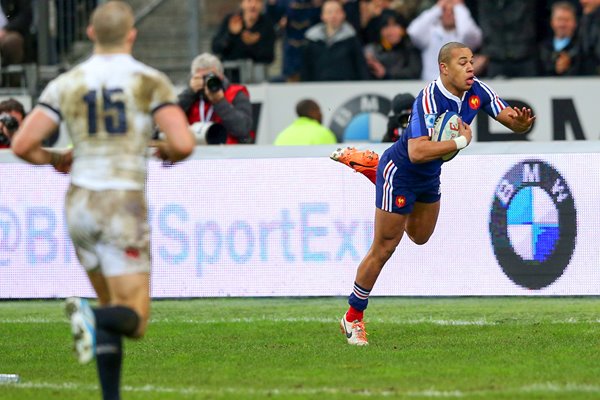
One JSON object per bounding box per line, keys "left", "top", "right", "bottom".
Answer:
{"left": 375, "top": 150, "right": 441, "bottom": 215}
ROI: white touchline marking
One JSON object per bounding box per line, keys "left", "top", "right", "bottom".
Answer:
{"left": 10, "top": 381, "right": 600, "bottom": 397}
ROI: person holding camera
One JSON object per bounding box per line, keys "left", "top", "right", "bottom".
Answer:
{"left": 177, "top": 53, "right": 254, "bottom": 144}
{"left": 382, "top": 92, "right": 415, "bottom": 143}
{"left": 0, "top": 97, "right": 25, "bottom": 148}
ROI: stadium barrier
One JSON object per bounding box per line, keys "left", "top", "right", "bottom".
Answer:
{"left": 1, "top": 141, "right": 599, "bottom": 298}
{"left": 32, "top": 77, "right": 599, "bottom": 147}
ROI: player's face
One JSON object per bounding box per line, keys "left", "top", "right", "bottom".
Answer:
{"left": 443, "top": 47, "right": 475, "bottom": 94}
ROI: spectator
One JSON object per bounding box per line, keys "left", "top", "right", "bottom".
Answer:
{"left": 539, "top": 2, "right": 580, "bottom": 76}
{"left": 341, "top": 0, "right": 362, "bottom": 33}
{"left": 302, "top": 0, "right": 369, "bottom": 81}
{"left": 0, "top": 0, "right": 32, "bottom": 67}
{"left": 0, "top": 97, "right": 25, "bottom": 148}
{"left": 364, "top": 10, "right": 421, "bottom": 80}
{"left": 361, "top": 0, "right": 394, "bottom": 44}
{"left": 177, "top": 53, "right": 254, "bottom": 144}
{"left": 577, "top": 0, "right": 600, "bottom": 75}
{"left": 407, "top": 0, "right": 482, "bottom": 81}
{"left": 212, "top": 0, "right": 276, "bottom": 65}
{"left": 267, "top": 0, "right": 322, "bottom": 81}
{"left": 393, "top": 0, "right": 431, "bottom": 22}
{"left": 477, "top": 0, "right": 540, "bottom": 78}
{"left": 274, "top": 99, "right": 337, "bottom": 145}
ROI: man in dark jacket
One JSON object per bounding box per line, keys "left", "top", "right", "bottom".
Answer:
{"left": 212, "top": 0, "right": 276, "bottom": 65}
{"left": 539, "top": 1, "right": 580, "bottom": 76}
{"left": 0, "top": 0, "right": 32, "bottom": 66}
{"left": 178, "top": 53, "right": 254, "bottom": 144}
{"left": 578, "top": 0, "right": 600, "bottom": 75}
{"left": 301, "top": 0, "right": 369, "bottom": 81}
{"left": 477, "top": 0, "right": 540, "bottom": 77}
{"left": 266, "top": 0, "right": 321, "bottom": 81}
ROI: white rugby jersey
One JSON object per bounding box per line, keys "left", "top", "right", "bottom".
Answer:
{"left": 38, "top": 54, "right": 176, "bottom": 190}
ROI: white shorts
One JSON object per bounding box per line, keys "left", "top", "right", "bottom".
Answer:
{"left": 65, "top": 185, "right": 151, "bottom": 277}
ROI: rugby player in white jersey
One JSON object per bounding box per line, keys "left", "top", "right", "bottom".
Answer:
{"left": 12, "top": 2, "right": 195, "bottom": 399}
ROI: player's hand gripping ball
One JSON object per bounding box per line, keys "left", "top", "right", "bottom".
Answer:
{"left": 431, "top": 111, "right": 461, "bottom": 161}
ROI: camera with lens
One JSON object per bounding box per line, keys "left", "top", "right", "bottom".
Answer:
{"left": 0, "top": 113, "right": 19, "bottom": 147}
{"left": 203, "top": 73, "right": 223, "bottom": 94}
{"left": 382, "top": 93, "right": 415, "bottom": 143}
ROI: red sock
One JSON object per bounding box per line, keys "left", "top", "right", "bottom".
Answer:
{"left": 346, "top": 306, "right": 364, "bottom": 322}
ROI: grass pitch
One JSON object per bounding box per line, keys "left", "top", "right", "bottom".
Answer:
{"left": 1, "top": 297, "right": 600, "bottom": 399}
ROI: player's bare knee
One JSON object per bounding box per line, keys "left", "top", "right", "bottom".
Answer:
{"left": 414, "top": 238, "right": 429, "bottom": 245}
{"left": 373, "top": 242, "right": 397, "bottom": 263}
{"left": 408, "top": 234, "right": 431, "bottom": 245}
{"left": 404, "top": 228, "right": 430, "bottom": 245}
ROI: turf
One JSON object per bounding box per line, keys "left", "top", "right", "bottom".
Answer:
{"left": 1, "top": 297, "right": 599, "bottom": 399}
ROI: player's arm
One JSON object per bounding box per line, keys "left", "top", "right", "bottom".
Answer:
{"left": 408, "top": 119, "right": 472, "bottom": 163}
{"left": 150, "top": 104, "right": 195, "bottom": 163}
{"left": 11, "top": 108, "right": 72, "bottom": 173}
{"left": 496, "top": 106, "right": 535, "bottom": 133}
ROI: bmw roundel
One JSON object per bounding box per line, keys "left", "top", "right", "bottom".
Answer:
{"left": 489, "top": 160, "right": 577, "bottom": 289}
{"left": 329, "top": 94, "right": 390, "bottom": 143}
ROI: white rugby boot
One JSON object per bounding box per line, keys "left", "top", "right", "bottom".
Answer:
{"left": 340, "top": 313, "right": 369, "bottom": 346}
{"left": 65, "top": 297, "right": 96, "bottom": 364}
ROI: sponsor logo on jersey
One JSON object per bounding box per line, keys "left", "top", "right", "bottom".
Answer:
{"left": 489, "top": 160, "right": 577, "bottom": 289}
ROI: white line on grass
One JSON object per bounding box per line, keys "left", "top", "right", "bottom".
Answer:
{"left": 3, "top": 316, "right": 600, "bottom": 326}
{"left": 9, "top": 381, "right": 600, "bottom": 398}
{"left": 0, "top": 317, "right": 54, "bottom": 323}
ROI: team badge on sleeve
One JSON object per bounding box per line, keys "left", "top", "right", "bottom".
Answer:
{"left": 424, "top": 113, "right": 437, "bottom": 129}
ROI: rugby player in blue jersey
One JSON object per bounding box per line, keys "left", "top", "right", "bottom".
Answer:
{"left": 333, "top": 41, "right": 535, "bottom": 345}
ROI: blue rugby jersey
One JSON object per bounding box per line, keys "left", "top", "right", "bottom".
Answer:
{"left": 388, "top": 77, "right": 508, "bottom": 185}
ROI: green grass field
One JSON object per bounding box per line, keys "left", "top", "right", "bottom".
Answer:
{"left": 1, "top": 297, "right": 600, "bottom": 399}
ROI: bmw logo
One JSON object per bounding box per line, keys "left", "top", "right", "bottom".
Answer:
{"left": 489, "top": 160, "right": 577, "bottom": 289}
{"left": 329, "top": 94, "right": 390, "bottom": 143}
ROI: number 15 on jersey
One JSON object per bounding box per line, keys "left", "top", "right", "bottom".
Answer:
{"left": 83, "top": 88, "right": 128, "bottom": 136}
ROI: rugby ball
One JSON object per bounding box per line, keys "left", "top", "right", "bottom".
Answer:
{"left": 431, "top": 111, "right": 461, "bottom": 162}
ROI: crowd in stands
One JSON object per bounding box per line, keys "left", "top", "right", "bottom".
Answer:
{"left": 2, "top": 0, "right": 599, "bottom": 148}
{"left": 211, "top": 0, "right": 600, "bottom": 82}
{"left": 202, "top": 0, "right": 600, "bottom": 145}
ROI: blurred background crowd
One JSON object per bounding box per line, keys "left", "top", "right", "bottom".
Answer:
{"left": 0, "top": 0, "right": 598, "bottom": 147}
